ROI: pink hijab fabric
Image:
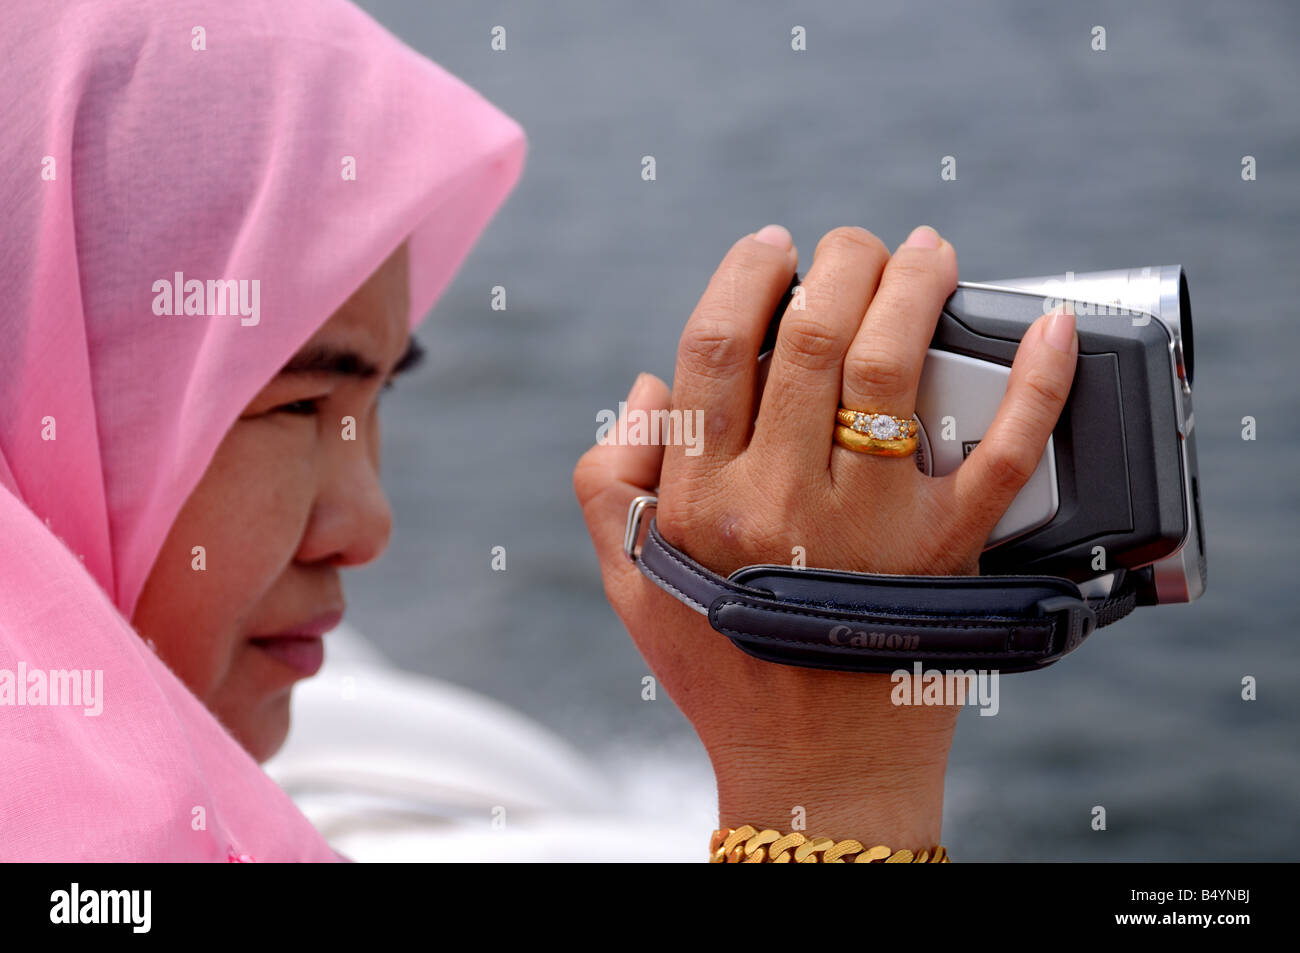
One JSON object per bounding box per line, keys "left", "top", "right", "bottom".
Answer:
{"left": 0, "top": 0, "right": 525, "bottom": 860}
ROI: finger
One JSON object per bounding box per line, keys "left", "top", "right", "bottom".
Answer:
{"left": 574, "top": 372, "right": 673, "bottom": 581}
{"left": 671, "top": 226, "right": 797, "bottom": 469}
{"left": 750, "top": 226, "right": 890, "bottom": 470}
{"left": 939, "top": 308, "right": 1079, "bottom": 548}
{"left": 831, "top": 226, "right": 956, "bottom": 487}
{"left": 840, "top": 223, "right": 956, "bottom": 419}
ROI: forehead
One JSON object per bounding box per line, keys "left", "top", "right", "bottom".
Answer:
{"left": 306, "top": 242, "right": 410, "bottom": 358}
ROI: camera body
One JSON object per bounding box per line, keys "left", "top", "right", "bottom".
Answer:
{"left": 922, "top": 266, "right": 1204, "bottom": 607}
{"left": 763, "top": 266, "right": 1206, "bottom": 609}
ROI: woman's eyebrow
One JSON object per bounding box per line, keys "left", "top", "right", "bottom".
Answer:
{"left": 277, "top": 335, "right": 423, "bottom": 380}
{"left": 280, "top": 345, "right": 380, "bottom": 379}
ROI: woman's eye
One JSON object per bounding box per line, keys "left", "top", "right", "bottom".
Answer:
{"left": 273, "top": 398, "right": 321, "bottom": 416}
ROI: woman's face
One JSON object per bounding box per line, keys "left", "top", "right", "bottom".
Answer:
{"left": 132, "top": 242, "right": 415, "bottom": 762}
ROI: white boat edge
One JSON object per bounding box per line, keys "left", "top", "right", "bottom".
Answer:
{"left": 262, "top": 623, "right": 710, "bottom": 861}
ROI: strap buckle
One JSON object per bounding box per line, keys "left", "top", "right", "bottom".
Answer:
{"left": 623, "top": 495, "right": 658, "bottom": 561}
{"left": 1036, "top": 595, "right": 1097, "bottom": 653}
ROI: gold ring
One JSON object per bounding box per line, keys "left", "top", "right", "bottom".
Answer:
{"left": 834, "top": 407, "right": 919, "bottom": 457}
{"left": 834, "top": 426, "right": 918, "bottom": 456}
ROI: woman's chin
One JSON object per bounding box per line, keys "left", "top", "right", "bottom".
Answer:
{"left": 218, "top": 690, "right": 293, "bottom": 764}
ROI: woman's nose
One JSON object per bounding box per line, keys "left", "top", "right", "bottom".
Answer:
{"left": 296, "top": 449, "right": 394, "bottom": 569}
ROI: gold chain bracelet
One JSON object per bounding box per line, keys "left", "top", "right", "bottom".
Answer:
{"left": 710, "top": 825, "right": 950, "bottom": 863}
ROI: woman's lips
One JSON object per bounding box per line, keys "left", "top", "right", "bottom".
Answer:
{"left": 250, "top": 636, "right": 325, "bottom": 677}
{"left": 249, "top": 609, "right": 343, "bottom": 677}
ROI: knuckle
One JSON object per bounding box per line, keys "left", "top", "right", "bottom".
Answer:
{"left": 571, "top": 452, "right": 605, "bottom": 508}
{"left": 658, "top": 487, "right": 784, "bottom": 567}
{"left": 724, "top": 242, "right": 780, "bottom": 280}
{"left": 817, "top": 225, "right": 888, "bottom": 261}
{"left": 678, "top": 318, "right": 747, "bottom": 379}
{"left": 981, "top": 446, "right": 1037, "bottom": 492}
{"left": 1022, "top": 368, "right": 1070, "bottom": 408}
{"left": 582, "top": 477, "right": 618, "bottom": 515}
{"left": 718, "top": 239, "right": 789, "bottom": 290}
{"left": 843, "top": 348, "right": 910, "bottom": 396}
{"left": 797, "top": 278, "right": 845, "bottom": 317}
{"left": 778, "top": 318, "right": 841, "bottom": 371}
{"left": 892, "top": 237, "right": 959, "bottom": 281}
{"left": 882, "top": 254, "right": 936, "bottom": 287}
{"left": 655, "top": 493, "right": 704, "bottom": 549}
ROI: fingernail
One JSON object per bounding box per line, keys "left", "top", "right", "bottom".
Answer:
{"left": 628, "top": 372, "right": 649, "bottom": 399}
{"left": 904, "top": 225, "right": 941, "bottom": 249}
{"left": 1045, "top": 309, "right": 1077, "bottom": 352}
{"left": 753, "top": 224, "right": 793, "bottom": 251}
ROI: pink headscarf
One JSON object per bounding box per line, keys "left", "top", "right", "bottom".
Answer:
{"left": 0, "top": 0, "right": 525, "bottom": 860}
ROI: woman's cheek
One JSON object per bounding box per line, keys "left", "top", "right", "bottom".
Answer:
{"left": 134, "top": 418, "right": 320, "bottom": 697}
{"left": 175, "top": 421, "right": 317, "bottom": 628}
{"left": 225, "top": 424, "right": 319, "bottom": 570}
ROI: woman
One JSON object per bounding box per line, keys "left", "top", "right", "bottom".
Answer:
{"left": 0, "top": 0, "right": 524, "bottom": 861}
{"left": 1, "top": 0, "right": 1078, "bottom": 862}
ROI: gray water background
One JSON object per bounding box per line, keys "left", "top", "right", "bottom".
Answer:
{"left": 343, "top": 0, "right": 1300, "bottom": 860}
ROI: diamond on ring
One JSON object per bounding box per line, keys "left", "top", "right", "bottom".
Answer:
{"left": 851, "top": 413, "right": 902, "bottom": 440}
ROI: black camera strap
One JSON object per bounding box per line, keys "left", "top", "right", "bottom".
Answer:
{"left": 624, "top": 498, "right": 1139, "bottom": 674}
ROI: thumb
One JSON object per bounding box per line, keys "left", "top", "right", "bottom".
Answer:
{"left": 573, "top": 371, "right": 672, "bottom": 578}
{"left": 944, "top": 307, "right": 1078, "bottom": 548}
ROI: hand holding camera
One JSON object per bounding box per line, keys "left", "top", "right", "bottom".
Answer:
{"left": 574, "top": 224, "right": 1081, "bottom": 842}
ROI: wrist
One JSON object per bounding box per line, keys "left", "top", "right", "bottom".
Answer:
{"left": 702, "top": 672, "right": 959, "bottom": 846}
{"left": 712, "top": 752, "right": 951, "bottom": 847}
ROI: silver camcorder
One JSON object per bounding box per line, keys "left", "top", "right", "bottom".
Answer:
{"left": 762, "top": 266, "right": 1206, "bottom": 611}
